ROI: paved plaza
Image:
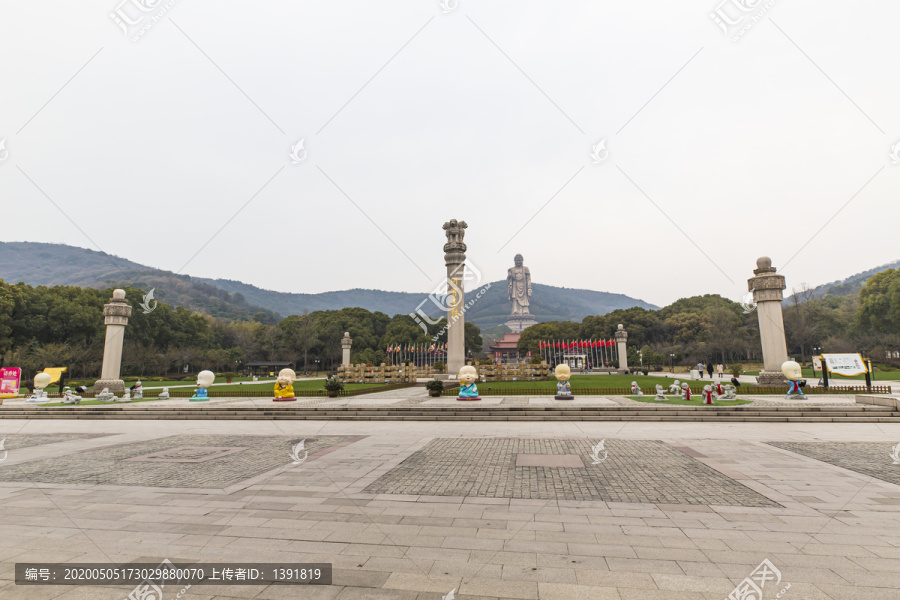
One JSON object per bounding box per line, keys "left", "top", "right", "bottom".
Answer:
{"left": 1, "top": 418, "right": 899, "bottom": 600}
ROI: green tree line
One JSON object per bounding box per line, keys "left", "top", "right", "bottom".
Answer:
{"left": 0, "top": 280, "right": 483, "bottom": 380}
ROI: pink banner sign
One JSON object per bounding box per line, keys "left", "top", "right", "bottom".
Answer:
{"left": 0, "top": 367, "right": 22, "bottom": 395}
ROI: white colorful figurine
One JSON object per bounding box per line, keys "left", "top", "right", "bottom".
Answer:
{"left": 61, "top": 387, "right": 81, "bottom": 405}
{"left": 554, "top": 364, "right": 573, "bottom": 400}
{"left": 668, "top": 379, "right": 681, "bottom": 395}
{"left": 782, "top": 360, "right": 807, "bottom": 399}
{"left": 457, "top": 365, "right": 481, "bottom": 401}
{"left": 190, "top": 370, "right": 215, "bottom": 401}
{"left": 118, "top": 389, "right": 131, "bottom": 403}
{"left": 26, "top": 372, "right": 52, "bottom": 403}
{"left": 654, "top": 384, "right": 668, "bottom": 401}
{"left": 158, "top": 387, "right": 170, "bottom": 400}
{"left": 702, "top": 384, "right": 715, "bottom": 405}
{"left": 722, "top": 384, "right": 737, "bottom": 400}
{"left": 681, "top": 382, "right": 691, "bottom": 401}
{"left": 97, "top": 388, "right": 116, "bottom": 402}
{"left": 631, "top": 381, "right": 643, "bottom": 397}
{"left": 131, "top": 380, "right": 143, "bottom": 399}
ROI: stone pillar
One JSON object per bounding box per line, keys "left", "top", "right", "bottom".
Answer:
{"left": 341, "top": 332, "right": 352, "bottom": 366}
{"left": 749, "top": 256, "right": 789, "bottom": 385}
{"left": 615, "top": 324, "right": 628, "bottom": 372}
{"left": 94, "top": 289, "right": 132, "bottom": 393}
{"left": 443, "top": 219, "right": 468, "bottom": 376}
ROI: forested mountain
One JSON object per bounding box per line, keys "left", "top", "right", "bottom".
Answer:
{"left": 0, "top": 242, "right": 656, "bottom": 328}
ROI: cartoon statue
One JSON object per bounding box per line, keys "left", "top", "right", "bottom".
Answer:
{"left": 158, "top": 387, "right": 170, "bottom": 400}
{"left": 97, "top": 388, "right": 116, "bottom": 402}
{"left": 782, "top": 360, "right": 807, "bottom": 399}
{"left": 668, "top": 379, "right": 681, "bottom": 395}
{"left": 26, "top": 372, "right": 52, "bottom": 403}
{"left": 721, "top": 384, "right": 737, "bottom": 400}
{"left": 190, "top": 370, "right": 215, "bottom": 402}
{"left": 118, "top": 390, "right": 132, "bottom": 403}
{"left": 631, "top": 381, "right": 643, "bottom": 397}
{"left": 702, "top": 384, "right": 715, "bottom": 405}
{"left": 654, "top": 384, "right": 668, "bottom": 401}
{"left": 274, "top": 368, "right": 297, "bottom": 402}
{"left": 554, "top": 364, "right": 573, "bottom": 400}
{"left": 131, "top": 380, "right": 143, "bottom": 399}
{"left": 457, "top": 365, "right": 481, "bottom": 400}
{"left": 61, "top": 387, "right": 81, "bottom": 405}
{"left": 681, "top": 382, "right": 691, "bottom": 401}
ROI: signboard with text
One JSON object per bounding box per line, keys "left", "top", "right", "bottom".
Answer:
{"left": 821, "top": 353, "right": 867, "bottom": 377}
{"left": 812, "top": 355, "right": 822, "bottom": 371}
{"left": 0, "top": 367, "right": 22, "bottom": 397}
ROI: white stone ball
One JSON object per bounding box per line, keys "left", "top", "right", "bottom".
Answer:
{"left": 113, "top": 289, "right": 126, "bottom": 300}
{"left": 34, "top": 372, "right": 52, "bottom": 389}
{"left": 756, "top": 257, "right": 772, "bottom": 270}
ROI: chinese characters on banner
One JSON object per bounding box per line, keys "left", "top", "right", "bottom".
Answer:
{"left": 0, "top": 367, "right": 21, "bottom": 397}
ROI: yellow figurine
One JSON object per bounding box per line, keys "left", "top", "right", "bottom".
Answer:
{"left": 273, "top": 368, "right": 297, "bottom": 402}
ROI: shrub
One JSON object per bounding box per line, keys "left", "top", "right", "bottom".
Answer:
{"left": 323, "top": 377, "right": 343, "bottom": 392}
{"left": 530, "top": 355, "right": 543, "bottom": 365}
{"left": 425, "top": 379, "right": 445, "bottom": 397}
{"left": 433, "top": 361, "right": 446, "bottom": 373}
{"left": 729, "top": 364, "right": 743, "bottom": 377}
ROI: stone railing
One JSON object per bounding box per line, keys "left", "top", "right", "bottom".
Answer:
{"left": 337, "top": 364, "right": 441, "bottom": 383}
{"left": 474, "top": 362, "right": 550, "bottom": 382}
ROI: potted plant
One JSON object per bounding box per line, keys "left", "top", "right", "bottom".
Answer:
{"left": 323, "top": 377, "right": 344, "bottom": 398}
{"left": 425, "top": 379, "right": 445, "bottom": 397}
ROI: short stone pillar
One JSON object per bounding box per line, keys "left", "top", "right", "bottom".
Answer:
{"left": 615, "top": 324, "right": 628, "bottom": 372}
{"left": 341, "top": 332, "right": 352, "bottom": 366}
{"left": 94, "top": 289, "right": 132, "bottom": 393}
{"left": 443, "top": 219, "right": 468, "bottom": 375}
{"left": 749, "top": 256, "right": 789, "bottom": 386}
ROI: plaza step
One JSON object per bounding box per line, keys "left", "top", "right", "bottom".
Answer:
{"left": 2, "top": 404, "right": 899, "bottom": 422}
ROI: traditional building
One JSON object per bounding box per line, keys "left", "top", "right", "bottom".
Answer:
{"left": 489, "top": 332, "right": 526, "bottom": 363}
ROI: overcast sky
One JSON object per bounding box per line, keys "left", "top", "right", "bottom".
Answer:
{"left": 2, "top": 0, "right": 898, "bottom": 308}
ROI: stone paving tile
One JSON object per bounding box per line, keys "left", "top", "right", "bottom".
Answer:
{"left": 0, "top": 435, "right": 357, "bottom": 488}
{"left": 363, "top": 438, "right": 779, "bottom": 506}
{"left": 767, "top": 441, "right": 900, "bottom": 487}
{"left": 0, "top": 433, "right": 105, "bottom": 450}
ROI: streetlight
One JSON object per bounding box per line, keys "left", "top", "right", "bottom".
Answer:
{"left": 669, "top": 353, "right": 675, "bottom": 374}
{"left": 314, "top": 357, "right": 320, "bottom": 377}
{"left": 812, "top": 346, "right": 822, "bottom": 375}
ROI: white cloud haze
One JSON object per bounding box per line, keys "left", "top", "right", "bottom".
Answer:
{"left": 1, "top": 0, "right": 898, "bottom": 308}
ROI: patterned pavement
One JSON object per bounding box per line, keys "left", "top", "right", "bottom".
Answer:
{"left": 0, "top": 434, "right": 356, "bottom": 489}
{"left": 0, "top": 420, "right": 898, "bottom": 599}
{"left": 364, "top": 438, "right": 779, "bottom": 506}
{"left": 767, "top": 441, "right": 900, "bottom": 487}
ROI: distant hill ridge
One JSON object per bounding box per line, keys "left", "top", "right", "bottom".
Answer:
{"left": 793, "top": 259, "right": 900, "bottom": 300}
{"left": 0, "top": 242, "right": 657, "bottom": 327}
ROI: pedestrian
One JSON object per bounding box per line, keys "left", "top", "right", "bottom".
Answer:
{"left": 731, "top": 375, "right": 741, "bottom": 388}
{"left": 697, "top": 362, "right": 704, "bottom": 378}
{"left": 706, "top": 363, "right": 713, "bottom": 379}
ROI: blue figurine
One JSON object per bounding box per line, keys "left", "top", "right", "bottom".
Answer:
{"left": 457, "top": 366, "right": 481, "bottom": 401}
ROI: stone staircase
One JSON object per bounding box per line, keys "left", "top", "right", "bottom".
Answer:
{"left": 2, "top": 403, "right": 899, "bottom": 422}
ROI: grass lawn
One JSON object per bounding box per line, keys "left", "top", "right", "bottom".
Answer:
{"left": 744, "top": 368, "right": 900, "bottom": 381}
{"left": 627, "top": 395, "right": 752, "bottom": 406}
{"left": 476, "top": 374, "right": 741, "bottom": 391}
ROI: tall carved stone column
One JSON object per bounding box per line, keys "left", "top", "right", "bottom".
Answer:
{"left": 749, "top": 256, "right": 789, "bottom": 386}
{"left": 443, "top": 219, "right": 468, "bottom": 376}
{"left": 615, "top": 324, "right": 628, "bottom": 372}
{"left": 94, "top": 289, "right": 132, "bottom": 393}
{"left": 341, "top": 332, "right": 352, "bottom": 366}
